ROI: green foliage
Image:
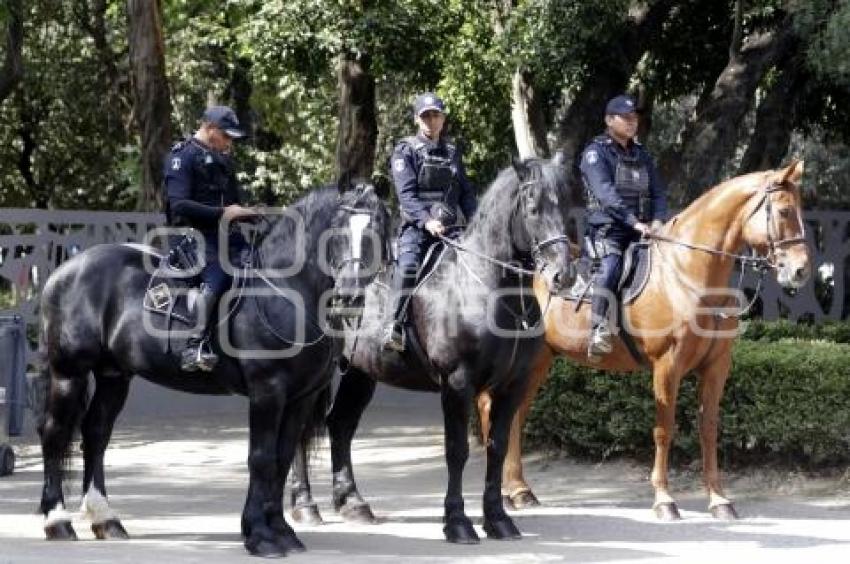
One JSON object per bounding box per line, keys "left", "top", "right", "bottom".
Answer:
{"left": 525, "top": 328, "right": 850, "bottom": 468}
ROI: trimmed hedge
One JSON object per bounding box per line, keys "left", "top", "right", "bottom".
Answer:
{"left": 525, "top": 332, "right": 850, "bottom": 468}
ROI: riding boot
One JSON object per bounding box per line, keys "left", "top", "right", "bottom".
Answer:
{"left": 382, "top": 267, "right": 418, "bottom": 352}
{"left": 181, "top": 286, "right": 220, "bottom": 372}
{"left": 588, "top": 293, "right": 614, "bottom": 361}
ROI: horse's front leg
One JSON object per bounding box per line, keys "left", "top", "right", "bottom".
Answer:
{"left": 698, "top": 350, "right": 738, "bottom": 520}
{"left": 441, "top": 367, "right": 478, "bottom": 544}
{"left": 651, "top": 355, "right": 684, "bottom": 520}
{"left": 242, "top": 385, "right": 288, "bottom": 557}
{"left": 481, "top": 383, "right": 523, "bottom": 540}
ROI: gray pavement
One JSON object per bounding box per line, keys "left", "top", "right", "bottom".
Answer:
{"left": 1, "top": 384, "right": 850, "bottom": 563}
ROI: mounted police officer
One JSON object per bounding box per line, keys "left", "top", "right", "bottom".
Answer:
{"left": 382, "top": 92, "right": 478, "bottom": 352}
{"left": 581, "top": 94, "right": 668, "bottom": 359}
{"left": 163, "top": 105, "right": 258, "bottom": 372}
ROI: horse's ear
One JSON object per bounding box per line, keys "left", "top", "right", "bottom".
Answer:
{"left": 551, "top": 150, "right": 566, "bottom": 167}
{"left": 336, "top": 172, "right": 352, "bottom": 194}
{"left": 371, "top": 173, "right": 391, "bottom": 200}
{"left": 512, "top": 157, "right": 530, "bottom": 179}
{"left": 779, "top": 159, "right": 803, "bottom": 185}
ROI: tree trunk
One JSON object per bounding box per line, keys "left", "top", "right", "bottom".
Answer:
{"left": 0, "top": 0, "right": 24, "bottom": 105}
{"left": 555, "top": 0, "right": 674, "bottom": 169}
{"left": 127, "top": 0, "right": 172, "bottom": 211}
{"left": 511, "top": 68, "right": 549, "bottom": 159}
{"left": 660, "top": 21, "right": 796, "bottom": 205}
{"left": 335, "top": 52, "right": 377, "bottom": 188}
{"left": 738, "top": 49, "right": 804, "bottom": 174}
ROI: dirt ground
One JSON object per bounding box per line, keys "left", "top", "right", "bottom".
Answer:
{"left": 1, "top": 387, "right": 849, "bottom": 563}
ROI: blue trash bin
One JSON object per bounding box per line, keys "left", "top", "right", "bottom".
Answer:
{"left": 0, "top": 314, "right": 27, "bottom": 476}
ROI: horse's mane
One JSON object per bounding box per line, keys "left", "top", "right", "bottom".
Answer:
{"left": 260, "top": 187, "right": 339, "bottom": 267}
{"left": 674, "top": 169, "right": 769, "bottom": 226}
{"left": 465, "top": 158, "right": 566, "bottom": 257}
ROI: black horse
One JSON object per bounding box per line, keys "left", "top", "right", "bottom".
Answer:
{"left": 290, "top": 155, "right": 574, "bottom": 544}
{"left": 37, "top": 183, "right": 390, "bottom": 557}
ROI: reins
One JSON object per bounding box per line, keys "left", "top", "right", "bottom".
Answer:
{"left": 647, "top": 179, "right": 807, "bottom": 319}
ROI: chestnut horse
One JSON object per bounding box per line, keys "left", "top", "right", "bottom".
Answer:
{"left": 478, "top": 161, "right": 811, "bottom": 520}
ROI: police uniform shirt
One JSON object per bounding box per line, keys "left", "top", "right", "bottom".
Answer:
{"left": 390, "top": 133, "right": 478, "bottom": 229}
{"left": 164, "top": 138, "right": 242, "bottom": 232}
{"left": 580, "top": 133, "right": 668, "bottom": 228}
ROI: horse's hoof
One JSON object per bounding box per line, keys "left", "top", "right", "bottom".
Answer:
{"left": 654, "top": 502, "right": 681, "bottom": 521}
{"left": 275, "top": 533, "right": 306, "bottom": 553}
{"left": 91, "top": 519, "right": 129, "bottom": 540}
{"left": 510, "top": 490, "right": 541, "bottom": 510}
{"left": 339, "top": 503, "right": 377, "bottom": 524}
{"left": 291, "top": 504, "right": 324, "bottom": 526}
{"left": 245, "top": 537, "right": 286, "bottom": 558}
{"left": 483, "top": 518, "right": 522, "bottom": 540}
{"left": 443, "top": 517, "right": 480, "bottom": 544}
{"left": 710, "top": 503, "right": 739, "bottom": 520}
{"left": 45, "top": 521, "right": 78, "bottom": 540}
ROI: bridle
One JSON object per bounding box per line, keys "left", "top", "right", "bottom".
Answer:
{"left": 650, "top": 178, "right": 808, "bottom": 318}
{"left": 651, "top": 179, "right": 807, "bottom": 269}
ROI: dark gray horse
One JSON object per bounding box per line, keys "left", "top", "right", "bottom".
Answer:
{"left": 290, "top": 156, "right": 575, "bottom": 544}
{"left": 37, "top": 183, "right": 390, "bottom": 557}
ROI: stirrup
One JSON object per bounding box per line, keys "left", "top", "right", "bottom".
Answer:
{"left": 382, "top": 322, "right": 405, "bottom": 353}
{"left": 181, "top": 339, "right": 218, "bottom": 372}
{"left": 587, "top": 324, "right": 613, "bottom": 360}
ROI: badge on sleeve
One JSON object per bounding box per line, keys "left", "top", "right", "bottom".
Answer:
{"left": 393, "top": 159, "right": 406, "bottom": 172}
{"left": 585, "top": 150, "right": 598, "bottom": 165}
{"left": 171, "top": 157, "right": 181, "bottom": 170}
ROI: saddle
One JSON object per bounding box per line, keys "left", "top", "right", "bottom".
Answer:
{"left": 132, "top": 242, "right": 246, "bottom": 355}
{"left": 561, "top": 240, "right": 652, "bottom": 306}
{"left": 385, "top": 239, "right": 452, "bottom": 385}
{"left": 137, "top": 243, "right": 204, "bottom": 328}
{"left": 559, "top": 240, "right": 653, "bottom": 366}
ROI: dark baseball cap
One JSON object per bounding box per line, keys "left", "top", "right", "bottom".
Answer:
{"left": 605, "top": 95, "right": 639, "bottom": 116}
{"left": 413, "top": 92, "right": 446, "bottom": 116}
{"left": 202, "top": 105, "right": 245, "bottom": 138}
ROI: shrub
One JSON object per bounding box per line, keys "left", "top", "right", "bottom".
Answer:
{"left": 524, "top": 336, "right": 850, "bottom": 468}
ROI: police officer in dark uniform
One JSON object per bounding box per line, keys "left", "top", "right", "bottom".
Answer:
{"left": 164, "top": 105, "right": 258, "bottom": 372}
{"left": 580, "top": 94, "right": 668, "bottom": 359}
{"left": 382, "top": 92, "right": 478, "bottom": 351}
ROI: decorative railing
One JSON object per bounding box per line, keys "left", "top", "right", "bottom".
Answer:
{"left": 0, "top": 208, "right": 845, "bottom": 367}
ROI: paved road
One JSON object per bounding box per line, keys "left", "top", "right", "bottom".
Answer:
{"left": 1, "top": 387, "right": 849, "bottom": 563}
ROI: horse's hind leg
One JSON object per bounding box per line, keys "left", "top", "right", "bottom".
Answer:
{"left": 697, "top": 352, "right": 738, "bottom": 520}
{"left": 289, "top": 442, "right": 323, "bottom": 525}
{"left": 80, "top": 372, "right": 131, "bottom": 539}
{"left": 39, "top": 364, "right": 88, "bottom": 540}
{"left": 441, "top": 368, "right": 478, "bottom": 544}
{"left": 481, "top": 384, "right": 523, "bottom": 540}
{"left": 487, "top": 345, "right": 553, "bottom": 510}
{"left": 327, "top": 367, "right": 377, "bottom": 524}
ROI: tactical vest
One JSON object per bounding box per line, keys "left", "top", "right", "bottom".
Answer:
{"left": 404, "top": 136, "right": 457, "bottom": 206}
{"left": 190, "top": 145, "right": 237, "bottom": 208}
{"left": 615, "top": 153, "right": 651, "bottom": 222}
{"left": 585, "top": 143, "right": 651, "bottom": 223}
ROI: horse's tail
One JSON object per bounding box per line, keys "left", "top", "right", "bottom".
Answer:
{"left": 300, "top": 377, "right": 332, "bottom": 458}
{"left": 36, "top": 270, "right": 90, "bottom": 474}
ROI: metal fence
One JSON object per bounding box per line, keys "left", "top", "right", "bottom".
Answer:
{"left": 0, "top": 207, "right": 846, "bottom": 368}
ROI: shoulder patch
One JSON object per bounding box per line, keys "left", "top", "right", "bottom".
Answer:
{"left": 393, "top": 158, "right": 407, "bottom": 172}
{"left": 585, "top": 150, "right": 598, "bottom": 165}
{"left": 171, "top": 157, "right": 182, "bottom": 171}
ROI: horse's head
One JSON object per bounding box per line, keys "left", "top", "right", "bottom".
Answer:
{"left": 511, "top": 151, "right": 575, "bottom": 294}
{"left": 325, "top": 178, "right": 391, "bottom": 316}
{"left": 741, "top": 160, "right": 811, "bottom": 289}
